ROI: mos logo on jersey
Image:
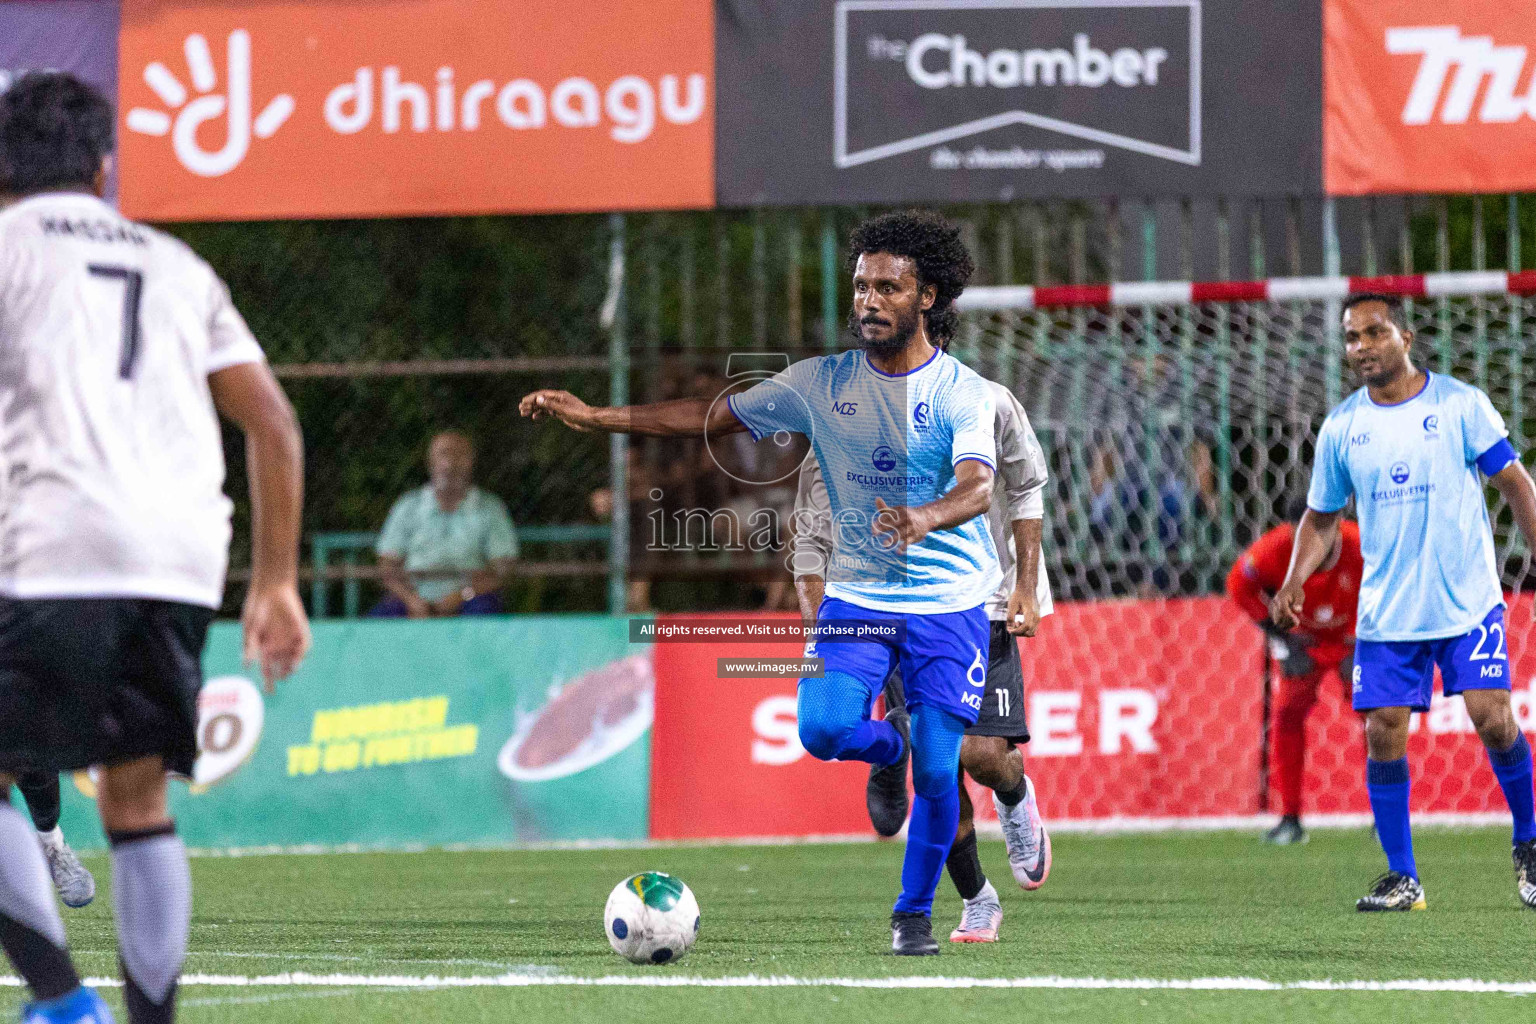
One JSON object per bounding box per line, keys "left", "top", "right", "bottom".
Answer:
{"left": 1348, "top": 432, "right": 1372, "bottom": 448}
{"left": 126, "top": 31, "right": 295, "bottom": 177}
{"left": 872, "top": 446, "right": 897, "bottom": 472}
{"left": 832, "top": 400, "right": 858, "bottom": 416}
{"left": 1390, "top": 461, "right": 1411, "bottom": 484}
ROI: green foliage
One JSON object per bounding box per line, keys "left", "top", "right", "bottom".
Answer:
{"left": 168, "top": 216, "right": 617, "bottom": 613}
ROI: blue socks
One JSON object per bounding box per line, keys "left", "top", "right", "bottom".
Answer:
{"left": 893, "top": 706, "right": 966, "bottom": 916}
{"left": 796, "top": 672, "right": 972, "bottom": 916}
{"left": 797, "top": 671, "right": 903, "bottom": 766}
{"left": 1367, "top": 757, "right": 1416, "bottom": 879}
{"left": 1364, "top": 735, "right": 1534, "bottom": 880}
{"left": 1488, "top": 733, "right": 1536, "bottom": 846}
{"left": 828, "top": 719, "right": 904, "bottom": 765}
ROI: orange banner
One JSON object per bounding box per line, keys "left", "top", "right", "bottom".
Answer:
{"left": 117, "top": 1, "right": 714, "bottom": 220}
{"left": 649, "top": 599, "right": 1536, "bottom": 838}
{"left": 1326, "top": 0, "right": 1536, "bottom": 194}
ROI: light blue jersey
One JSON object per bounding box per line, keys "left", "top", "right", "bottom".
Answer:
{"left": 728, "top": 347, "right": 1001, "bottom": 613}
{"left": 1308, "top": 372, "right": 1517, "bottom": 642}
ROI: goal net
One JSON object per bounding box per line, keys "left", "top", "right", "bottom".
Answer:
{"left": 952, "top": 276, "right": 1536, "bottom": 826}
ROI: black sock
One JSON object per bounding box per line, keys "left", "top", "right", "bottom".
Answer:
{"left": 995, "top": 776, "right": 1028, "bottom": 807}
{"left": 123, "top": 960, "right": 176, "bottom": 1024}
{"left": 17, "top": 772, "right": 61, "bottom": 834}
{"left": 0, "top": 803, "right": 77, "bottom": 1000}
{"left": 945, "top": 830, "right": 987, "bottom": 901}
{"left": 0, "top": 916, "right": 79, "bottom": 1001}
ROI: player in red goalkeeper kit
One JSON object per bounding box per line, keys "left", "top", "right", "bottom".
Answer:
{"left": 1227, "top": 504, "right": 1363, "bottom": 845}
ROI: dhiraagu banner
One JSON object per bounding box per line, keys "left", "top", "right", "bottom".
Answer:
{"left": 53, "top": 616, "right": 652, "bottom": 851}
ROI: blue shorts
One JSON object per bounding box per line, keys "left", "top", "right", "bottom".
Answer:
{"left": 1353, "top": 605, "right": 1511, "bottom": 712}
{"left": 810, "top": 597, "right": 990, "bottom": 724}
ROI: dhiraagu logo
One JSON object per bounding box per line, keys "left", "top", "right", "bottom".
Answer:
{"left": 126, "top": 30, "right": 294, "bottom": 177}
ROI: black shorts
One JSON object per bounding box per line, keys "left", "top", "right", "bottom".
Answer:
{"left": 0, "top": 597, "right": 213, "bottom": 777}
{"left": 882, "top": 620, "right": 1029, "bottom": 744}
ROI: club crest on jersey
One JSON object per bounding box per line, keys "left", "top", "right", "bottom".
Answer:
{"left": 1422, "top": 414, "right": 1439, "bottom": 437}
{"left": 1390, "top": 462, "right": 1411, "bottom": 485}
{"left": 913, "top": 401, "right": 931, "bottom": 430}
{"left": 871, "top": 446, "right": 897, "bottom": 472}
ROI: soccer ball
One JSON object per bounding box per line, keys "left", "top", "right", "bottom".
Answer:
{"left": 603, "top": 871, "right": 700, "bottom": 965}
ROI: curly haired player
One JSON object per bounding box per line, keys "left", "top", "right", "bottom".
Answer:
{"left": 1227, "top": 500, "right": 1362, "bottom": 845}
{"left": 524, "top": 210, "right": 1000, "bottom": 954}
{"left": 791, "top": 373, "right": 1054, "bottom": 943}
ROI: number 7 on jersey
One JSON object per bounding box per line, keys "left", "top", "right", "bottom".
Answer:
{"left": 88, "top": 264, "right": 144, "bottom": 380}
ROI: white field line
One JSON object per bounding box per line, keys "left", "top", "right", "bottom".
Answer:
{"left": 68, "top": 951, "right": 553, "bottom": 972}
{"left": 169, "top": 813, "right": 1511, "bottom": 857}
{"left": 3, "top": 974, "right": 1535, "bottom": 994}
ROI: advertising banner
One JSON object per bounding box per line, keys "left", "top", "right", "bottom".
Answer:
{"left": 47, "top": 601, "right": 1536, "bottom": 851}
{"left": 0, "top": 1, "right": 120, "bottom": 198}
{"left": 650, "top": 598, "right": 1536, "bottom": 836}
{"left": 56, "top": 616, "right": 653, "bottom": 850}
{"left": 650, "top": 613, "right": 872, "bottom": 840}
{"left": 716, "top": 0, "right": 1322, "bottom": 205}
{"left": 1325, "top": 0, "right": 1536, "bottom": 194}
{"left": 116, "top": 0, "right": 714, "bottom": 221}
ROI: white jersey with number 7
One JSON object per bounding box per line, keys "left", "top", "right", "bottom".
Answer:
{"left": 0, "top": 192, "right": 265, "bottom": 608}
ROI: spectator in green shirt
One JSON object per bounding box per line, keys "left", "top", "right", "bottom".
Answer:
{"left": 372, "top": 431, "right": 518, "bottom": 617}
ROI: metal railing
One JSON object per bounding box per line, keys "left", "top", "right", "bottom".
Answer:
{"left": 309, "top": 524, "right": 612, "bottom": 618}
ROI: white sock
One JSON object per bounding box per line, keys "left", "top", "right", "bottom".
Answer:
{"left": 112, "top": 830, "right": 190, "bottom": 1009}
{"left": 36, "top": 827, "right": 64, "bottom": 853}
{"left": 966, "top": 880, "right": 999, "bottom": 905}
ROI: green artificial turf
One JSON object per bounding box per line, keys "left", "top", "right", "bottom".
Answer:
{"left": 6, "top": 827, "right": 1535, "bottom": 1022}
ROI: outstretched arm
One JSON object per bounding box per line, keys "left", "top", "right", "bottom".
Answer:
{"left": 1270, "top": 508, "right": 1342, "bottom": 630}
{"left": 872, "top": 459, "right": 994, "bottom": 552}
{"left": 519, "top": 390, "right": 746, "bottom": 437}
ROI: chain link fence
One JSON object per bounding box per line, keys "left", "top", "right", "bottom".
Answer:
{"left": 184, "top": 199, "right": 1536, "bottom": 615}
{"left": 963, "top": 294, "right": 1534, "bottom": 600}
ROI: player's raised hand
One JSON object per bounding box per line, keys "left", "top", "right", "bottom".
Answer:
{"left": 1007, "top": 587, "right": 1041, "bottom": 637}
{"left": 1268, "top": 581, "right": 1306, "bottom": 632}
{"left": 871, "top": 497, "right": 935, "bottom": 553}
{"left": 520, "top": 389, "right": 595, "bottom": 431}
{"left": 242, "top": 581, "right": 311, "bottom": 694}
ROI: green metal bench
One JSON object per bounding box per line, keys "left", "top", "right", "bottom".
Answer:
{"left": 310, "top": 525, "right": 611, "bottom": 618}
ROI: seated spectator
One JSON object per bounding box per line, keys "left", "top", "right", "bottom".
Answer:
{"left": 372, "top": 431, "right": 517, "bottom": 617}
